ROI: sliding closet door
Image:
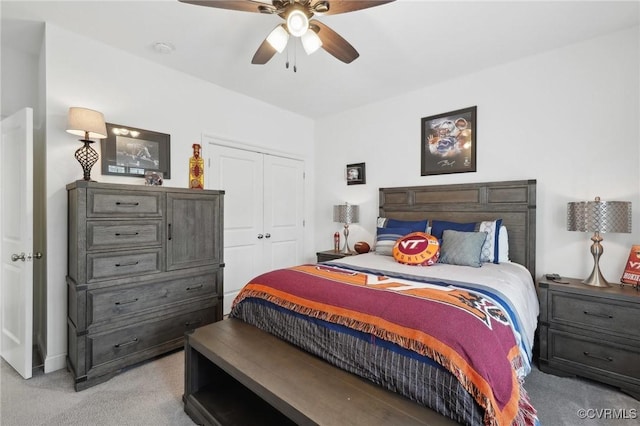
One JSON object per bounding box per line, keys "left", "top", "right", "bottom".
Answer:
{"left": 206, "top": 143, "right": 304, "bottom": 314}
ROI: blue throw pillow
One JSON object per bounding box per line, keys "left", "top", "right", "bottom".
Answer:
{"left": 430, "top": 220, "right": 476, "bottom": 241}
{"left": 385, "top": 218, "right": 428, "bottom": 233}
{"left": 375, "top": 227, "right": 413, "bottom": 256}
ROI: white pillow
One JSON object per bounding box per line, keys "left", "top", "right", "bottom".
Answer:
{"left": 498, "top": 225, "right": 510, "bottom": 262}
{"left": 478, "top": 220, "right": 502, "bottom": 263}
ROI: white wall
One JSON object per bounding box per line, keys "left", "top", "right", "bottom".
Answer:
{"left": 314, "top": 26, "right": 640, "bottom": 283}
{"left": 41, "top": 24, "right": 315, "bottom": 371}
{"left": 6, "top": 20, "right": 638, "bottom": 373}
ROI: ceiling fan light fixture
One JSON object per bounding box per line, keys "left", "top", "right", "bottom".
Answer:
{"left": 286, "top": 9, "right": 309, "bottom": 37}
{"left": 266, "top": 25, "right": 289, "bottom": 53}
{"left": 301, "top": 29, "right": 322, "bottom": 55}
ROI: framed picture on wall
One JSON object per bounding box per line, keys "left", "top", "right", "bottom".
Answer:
{"left": 346, "top": 162, "right": 366, "bottom": 185}
{"left": 421, "top": 106, "right": 477, "bottom": 176}
{"left": 101, "top": 123, "right": 171, "bottom": 178}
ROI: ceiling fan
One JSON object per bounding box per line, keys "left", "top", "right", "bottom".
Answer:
{"left": 178, "top": 0, "right": 395, "bottom": 64}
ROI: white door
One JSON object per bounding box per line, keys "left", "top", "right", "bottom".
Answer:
{"left": 0, "top": 108, "right": 34, "bottom": 379}
{"left": 263, "top": 154, "right": 304, "bottom": 271}
{"left": 206, "top": 143, "right": 304, "bottom": 314}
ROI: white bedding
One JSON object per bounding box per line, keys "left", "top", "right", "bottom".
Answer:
{"left": 327, "top": 252, "right": 540, "bottom": 375}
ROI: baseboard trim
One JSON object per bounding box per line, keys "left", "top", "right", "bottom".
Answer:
{"left": 44, "top": 352, "right": 67, "bottom": 373}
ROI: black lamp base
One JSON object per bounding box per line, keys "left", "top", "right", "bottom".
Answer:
{"left": 75, "top": 139, "right": 99, "bottom": 181}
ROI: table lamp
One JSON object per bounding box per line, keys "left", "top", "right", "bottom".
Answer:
{"left": 333, "top": 203, "right": 359, "bottom": 254}
{"left": 66, "top": 107, "right": 107, "bottom": 181}
{"left": 567, "top": 196, "right": 632, "bottom": 287}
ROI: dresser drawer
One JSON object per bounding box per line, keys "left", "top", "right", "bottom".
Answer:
{"left": 88, "top": 306, "right": 217, "bottom": 370}
{"left": 87, "top": 249, "right": 162, "bottom": 282}
{"left": 550, "top": 292, "right": 640, "bottom": 339}
{"left": 88, "top": 189, "right": 162, "bottom": 217}
{"left": 87, "top": 274, "right": 218, "bottom": 327}
{"left": 548, "top": 329, "right": 640, "bottom": 380}
{"left": 87, "top": 220, "right": 162, "bottom": 250}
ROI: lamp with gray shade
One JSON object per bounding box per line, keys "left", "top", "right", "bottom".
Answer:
{"left": 567, "top": 196, "right": 632, "bottom": 287}
{"left": 66, "top": 107, "right": 107, "bottom": 181}
{"left": 333, "top": 203, "right": 359, "bottom": 255}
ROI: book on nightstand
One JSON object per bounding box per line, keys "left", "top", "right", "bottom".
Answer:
{"left": 620, "top": 245, "right": 640, "bottom": 285}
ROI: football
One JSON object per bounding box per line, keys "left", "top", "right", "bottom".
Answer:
{"left": 354, "top": 241, "right": 371, "bottom": 254}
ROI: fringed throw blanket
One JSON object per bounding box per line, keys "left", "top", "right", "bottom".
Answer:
{"left": 231, "top": 264, "right": 537, "bottom": 426}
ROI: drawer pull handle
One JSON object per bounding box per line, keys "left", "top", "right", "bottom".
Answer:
{"left": 116, "top": 201, "right": 140, "bottom": 206}
{"left": 583, "top": 351, "right": 613, "bottom": 362}
{"left": 115, "top": 261, "right": 139, "bottom": 267}
{"left": 114, "top": 337, "right": 139, "bottom": 348}
{"left": 115, "top": 298, "right": 139, "bottom": 306}
{"left": 185, "top": 319, "right": 203, "bottom": 327}
{"left": 115, "top": 232, "right": 139, "bottom": 237}
{"left": 186, "top": 284, "right": 204, "bottom": 291}
{"left": 583, "top": 311, "right": 613, "bottom": 319}
{"left": 168, "top": 224, "right": 172, "bottom": 241}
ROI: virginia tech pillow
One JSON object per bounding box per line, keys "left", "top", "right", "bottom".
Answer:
{"left": 392, "top": 232, "right": 440, "bottom": 266}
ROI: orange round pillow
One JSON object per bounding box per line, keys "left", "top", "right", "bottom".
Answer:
{"left": 392, "top": 232, "right": 440, "bottom": 266}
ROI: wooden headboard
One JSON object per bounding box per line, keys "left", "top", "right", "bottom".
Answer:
{"left": 379, "top": 180, "right": 537, "bottom": 278}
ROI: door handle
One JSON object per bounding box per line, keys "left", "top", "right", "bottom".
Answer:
{"left": 11, "top": 252, "right": 42, "bottom": 262}
{"left": 257, "top": 234, "right": 264, "bottom": 239}
{"left": 11, "top": 253, "right": 26, "bottom": 262}
{"left": 265, "top": 233, "right": 271, "bottom": 239}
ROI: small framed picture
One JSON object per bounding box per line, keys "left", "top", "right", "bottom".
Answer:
{"left": 346, "top": 162, "right": 366, "bottom": 185}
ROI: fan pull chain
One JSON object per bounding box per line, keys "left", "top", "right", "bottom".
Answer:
{"left": 285, "top": 43, "right": 290, "bottom": 69}
{"left": 283, "top": 40, "right": 298, "bottom": 73}
{"left": 293, "top": 40, "right": 297, "bottom": 73}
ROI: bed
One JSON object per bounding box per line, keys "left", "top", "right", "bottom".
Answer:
{"left": 229, "top": 180, "right": 539, "bottom": 426}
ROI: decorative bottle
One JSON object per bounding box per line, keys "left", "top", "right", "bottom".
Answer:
{"left": 334, "top": 232, "right": 340, "bottom": 252}
{"left": 189, "top": 143, "right": 204, "bottom": 189}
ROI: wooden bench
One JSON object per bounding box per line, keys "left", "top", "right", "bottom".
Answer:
{"left": 183, "top": 319, "right": 456, "bottom": 426}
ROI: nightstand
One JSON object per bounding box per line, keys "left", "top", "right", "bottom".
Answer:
{"left": 316, "top": 250, "right": 355, "bottom": 262}
{"left": 537, "top": 277, "right": 640, "bottom": 399}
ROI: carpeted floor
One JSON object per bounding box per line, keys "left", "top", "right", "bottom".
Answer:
{"left": 1, "top": 350, "right": 638, "bottom": 425}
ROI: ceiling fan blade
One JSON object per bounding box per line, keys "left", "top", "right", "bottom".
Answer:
{"left": 251, "top": 38, "right": 278, "bottom": 64}
{"left": 178, "top": 0, "right": 276, "bottom": 14}
{"left": 313, "top": 0, "right": 395, "bottom": 16}
{"left": 310, "top": 20, "right": 358, "bottom": 63}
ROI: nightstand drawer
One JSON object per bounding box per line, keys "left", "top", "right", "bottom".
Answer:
{"left": 548, "top": 330, "right": 640, "bottom": 379}
{"left": 87, "top": 220, "right": 162, "bottom": 250}
{"left": 550, "top": 293, "right": 640, "bottom": 339}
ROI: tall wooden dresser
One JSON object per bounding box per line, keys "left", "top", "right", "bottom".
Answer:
{"left": 66, "top": 181, "right": 224, "bottom": 390}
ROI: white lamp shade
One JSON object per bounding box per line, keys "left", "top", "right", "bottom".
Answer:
{"left": 266, "top": 25, "right": 289, "bottom": 53}
{"left": 301, "top": 29, "right": 322, "bottom": 55}
{"left": 66, "top": 107, "right": 107, "bottom": 139}
{"left": 286, "top": 9, "right": 309, "bottom": 37}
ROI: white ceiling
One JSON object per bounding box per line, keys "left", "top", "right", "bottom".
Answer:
{"left": 3, "top": 0, "right": 639, "bottom": 119}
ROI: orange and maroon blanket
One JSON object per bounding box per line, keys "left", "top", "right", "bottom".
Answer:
{"left": 231, "top": 264, "right": 537, "bottom": 426}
